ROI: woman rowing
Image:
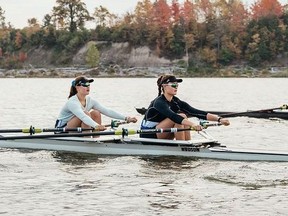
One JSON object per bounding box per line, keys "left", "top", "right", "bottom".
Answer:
{"left": 55, "top": 76, "right": 137, "bottom": 131}
{"left": 140, "top": 74, "right": 230, "bottom": 140}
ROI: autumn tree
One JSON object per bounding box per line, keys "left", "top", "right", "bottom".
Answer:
{"left": 53, "top": 0, "right": 93, "bottom": 32}
{"left": 251, "top": 0, "right": 283, "bottom": 20}
{"left": 171, "top": 0, "right": 181, "bottom": 24}
{"left": 134, "top": 0, "right": 154, "bottom": 27}
{"left": 179, "top": 0, "right": 198, "bottom": 67}
{"left": 213, "top": 0, "right": 249, "bottom": 64}
{"left": 153, "top": 0, "right": 171, "bottom": 29}
{"left": 132, "top": 0, "right": 154, "bottom": 45}
{"left": 151, "top": 0, "right": 172, "bottom": 57}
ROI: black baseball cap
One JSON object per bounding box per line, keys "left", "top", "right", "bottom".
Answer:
{"left": 161, "top": 75, "right": 183, "bottom": 84}
{"left": 72, "top": 76, "right": 94, "bottom": 87}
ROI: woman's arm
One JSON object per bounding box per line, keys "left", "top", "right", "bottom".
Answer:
{"left": 206, "top": 113, "right": 230, "bottom": 126}
{"left": 67, "top": 100, "right": 98, "bottom": 128}
{"left": 90, "top": 98, "right": 126, "bottom": 120}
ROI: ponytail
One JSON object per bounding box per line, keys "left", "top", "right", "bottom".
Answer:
{"left": 157, "top": 75, "right": 165, "bottom": 96}
{"left": 68, "top": 86, "right": 77, "bottom": 98}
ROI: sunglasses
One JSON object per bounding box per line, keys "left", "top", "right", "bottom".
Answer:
{"left": 77, "top": 82, "right": 90, "bottom": 87}
{"left": 166, "top": 83, "right": 179, "bottom": 88}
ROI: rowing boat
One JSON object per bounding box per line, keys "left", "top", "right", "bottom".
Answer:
{"left": 1, "top": 135, "right": 288, "bottom": 162}
{"left": 135, "top": 106, "right": 288, "bottom": 120}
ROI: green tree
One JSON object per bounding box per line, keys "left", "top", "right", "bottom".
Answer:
{"left": 0, "top": 6, "right": 6, "bottom": 28}
{"left": 53, "top": 0, "right": 93, "bottom": 32}
{"left": 85, "top": 42, "right": 100, "bottom": 68}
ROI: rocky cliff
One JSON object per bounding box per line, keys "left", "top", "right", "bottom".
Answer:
{"left": 1, "top": 42, "right": 185, "bottom": 78}
{"left": 26, "top": 42, "right": 182, "bottom": 68}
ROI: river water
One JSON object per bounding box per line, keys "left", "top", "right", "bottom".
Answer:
{"left": 0, "top": 77, "right": 288, "bottom": 215}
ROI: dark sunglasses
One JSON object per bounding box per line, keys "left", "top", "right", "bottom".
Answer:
{"left": 166, "top": 83, "right": 179, "bottom": 88}
{"left": 77, "top": 82, "right": 90, "bottom": 87}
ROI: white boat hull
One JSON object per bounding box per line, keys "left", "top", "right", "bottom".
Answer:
{"left": 1, "top": 136, "right": 288, "bottom": 162}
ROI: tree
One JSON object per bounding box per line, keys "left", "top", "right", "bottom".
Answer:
{"left": 28, "top": 18, "right": 40, "bottom": 27}
{"left": 85, "top": 42, "right": 100, "bottom": 68}
{"left": 0, "top": 6, "right": 6, "bottom": 28}
{"left": 15, "top": 31, "right": 23, "bottom": 49}
{"left": 251, "top": 0, "right": 283, "bottom": 20}
{"left": 93, "top": 6, "right": 117, "bottom": 27}
{"left": 153, "top": 0, "right": 172, "bottom": 29}
{"left": 171, "top": 0, "right": 181, "bottom": 24}
{"left": 53, "top": 0, "right": 93, "bottom": 32}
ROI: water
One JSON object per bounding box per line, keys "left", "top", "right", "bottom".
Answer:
{"left": 0, "top": 78, "right": 288, "bottom": 215}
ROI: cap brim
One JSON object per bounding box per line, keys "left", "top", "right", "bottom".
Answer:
{"left": 86, "top": 79, "right": 94, "bottom": 83}
{"left": 176, "top": 78, "right": 183, "bottom": 83}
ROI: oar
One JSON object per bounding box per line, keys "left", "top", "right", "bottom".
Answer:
{"left": 220, "top": 104, "right": 288, "bottom": 118}
{"left": 0, "top": 120, "right": 128, "bottom": 134}
{"left": 0, "top": 122, "right": 221, "bottom": 140}
{"left": 136, "top": 104, "right": 288, "bottom": 118}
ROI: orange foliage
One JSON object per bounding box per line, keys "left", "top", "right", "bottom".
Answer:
{"left": 171, "top": 0, "right": 181, "bottom": 23}
{"left": 153, "top": 0, "right": 171, "bottom": 28}
{"left": 251, "top": 0, "right": 283, "bottom": 19}
{"left": 181, "top": 0, "right": 196, "bottom": 23}
{"left": 229, "top": 0, "right": 249, "bottom": 33}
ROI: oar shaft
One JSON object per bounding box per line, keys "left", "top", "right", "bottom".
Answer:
{"left": 0, "top": 127, "right": 93, "bottom": 134}
{"left": 0, "top": 128, "right": 182, "bottom": 140}
{"left": 0, "top": 123, "right": 220, "bottom": 140}
{"left": 0, "top": 121, "right": 128, "bottom": 134}
{"left": 0, "top": 130, "right": 119, "bottom": 140}
{"left": 119, "top": 122, "right": 221, "bottom": 136}
{"left": 136, "top": 104, "right": 288, "bottom": 119}
{"left": 220, "top": 104, "right": 288, "bottom": 117}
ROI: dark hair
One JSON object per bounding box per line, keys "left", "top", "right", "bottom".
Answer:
{"left": 157, "top": 75, "right": 165, "bottom": 96}
{"left": 68, "top": 84, "right": 78, "bottom": 99}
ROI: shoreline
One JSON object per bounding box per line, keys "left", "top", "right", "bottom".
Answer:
{"left": 0, "top": 67, "right": 288, "bottom": 78}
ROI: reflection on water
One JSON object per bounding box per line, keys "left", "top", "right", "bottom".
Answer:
{"left": 140, "top": 156, "right": 200, "bottom": 170}
{"left": 52, "top": 151, "right": 202, "bottom": 170}
{"left": 52, "top": 151, "right": 106, "bottom": 165}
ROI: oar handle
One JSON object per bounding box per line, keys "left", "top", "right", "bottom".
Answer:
{"left": 201, "top": 122, "right": 222, "bottom": 128}
{"left": 105, "top": 120, "right": 128, "bottom": 128}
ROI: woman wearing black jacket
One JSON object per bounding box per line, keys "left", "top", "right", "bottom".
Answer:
{"left": 140, "top": 75, "right": 230, "bottom": 140}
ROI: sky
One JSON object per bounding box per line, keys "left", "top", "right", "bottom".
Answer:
{"left": 0, "top": 0, "right": 287, "bottom": 29}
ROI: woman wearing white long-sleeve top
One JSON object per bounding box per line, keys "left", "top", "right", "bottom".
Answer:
{"left": 55, "top": 76, "right": 137, "bottom": 131}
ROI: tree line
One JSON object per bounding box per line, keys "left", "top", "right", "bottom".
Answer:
{"left": 0, "top": 0, "right": 287, "bottom": 73}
